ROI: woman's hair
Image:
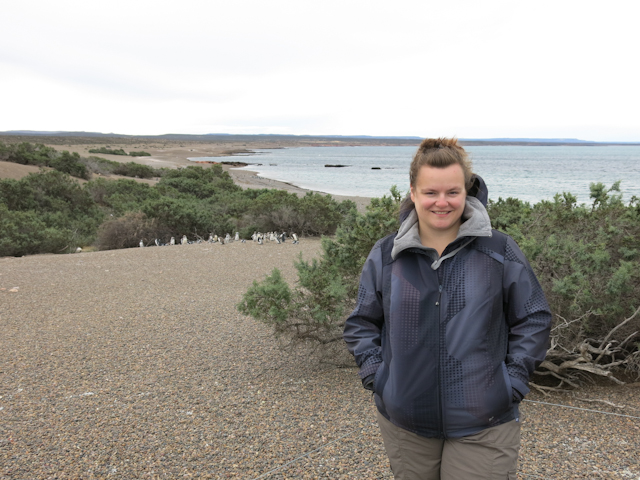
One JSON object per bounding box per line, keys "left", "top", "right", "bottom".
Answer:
{"left": 409, "top": 137, "right": 473, "bottom": 189}
{"left": 399, "top": 137, "right": 474, "bottom": 221}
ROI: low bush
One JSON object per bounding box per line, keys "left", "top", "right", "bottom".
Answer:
{"left": 0, "top": 141, "right": 57, "bottom": 166}
{"left": 0, "top": 141, "right": 90, "bottom": 179}
{"left": 80, "top": 156, "right": 162, "bottom": 179}
{"left": 86, "top": 147, "right": 151, "bottom": 157}
{"left": 237, "top": 186, "right": 403, "bottom": 363}
{"left": 49, "top": 151, "right": 90, "bottom": 180}
{"left": 0, "top": 205, "right": 71, "bottom": 256}
{"left": 88, "top": 147, "right": 128, "bottom": 156}
{"left": 0, "top": 170, "right": 103, "bottom": 255}
{"left": 112, "top": 162, "right": 156, "bottom": 179}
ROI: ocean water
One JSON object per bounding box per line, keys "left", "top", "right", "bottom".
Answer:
{"left": 192, "top": 145, "right": 640, "bottom": 204}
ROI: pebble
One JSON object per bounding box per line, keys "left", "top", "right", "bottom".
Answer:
{"left": 1, "top": 240, "right": 638, "bottom": 479}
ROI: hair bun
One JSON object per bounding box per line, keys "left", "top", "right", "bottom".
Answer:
{"left": 419, "top": 137, "right": 460, "bottom": 151}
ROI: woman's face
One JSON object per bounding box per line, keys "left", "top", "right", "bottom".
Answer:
{"left": 410, "top": 164, "right": 467, "bottom": 237}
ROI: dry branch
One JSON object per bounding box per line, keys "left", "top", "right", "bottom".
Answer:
{"left": 535, "top": 306, "right": 640, "bottom": 388}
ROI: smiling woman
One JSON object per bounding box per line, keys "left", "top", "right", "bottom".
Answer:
{"left": 344, "top": 137, "right": 552, "bottom": 479}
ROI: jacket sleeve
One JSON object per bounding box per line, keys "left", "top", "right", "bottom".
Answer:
{"left": 343, "top": 240, "right": 386, "bottom": 384}
{"left": 502, "top": 236, "right": 552, "bottom": 400}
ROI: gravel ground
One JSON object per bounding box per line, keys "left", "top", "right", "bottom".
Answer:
{"left": 1, "top": 240, "right": 639, "bottom": 479}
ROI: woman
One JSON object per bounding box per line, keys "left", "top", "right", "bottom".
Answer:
{"left": 343, "top": 138, "right": 551, "bottom": 479}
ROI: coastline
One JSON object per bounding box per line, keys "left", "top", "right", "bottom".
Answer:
{"left": 0, "top": 137, "right": 374, "bottom": 212}
{"left": 223, "top": 165, "right": 373, "bottom": 212}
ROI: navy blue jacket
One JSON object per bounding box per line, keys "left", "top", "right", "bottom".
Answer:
{"left": 343, "top": 177, "right": 551, "bottom": 439}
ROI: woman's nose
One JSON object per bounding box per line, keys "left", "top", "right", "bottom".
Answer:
{"left": 434, "top": 195, "right": 448, "bottom": 206}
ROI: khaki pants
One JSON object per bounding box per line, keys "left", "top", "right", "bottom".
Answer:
{"left": 377, "top": 410, "right": 520, "bottom": 480}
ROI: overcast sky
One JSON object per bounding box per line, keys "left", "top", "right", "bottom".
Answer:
{"left": 2, "top": 1, "right": 639, "bottom": 141}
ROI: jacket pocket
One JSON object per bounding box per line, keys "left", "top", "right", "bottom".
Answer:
{"left": 373, "top": 361, "right": 386, "bottom": 396}
{"left": 501, "top": 362, "right": 513, "bottom": 405}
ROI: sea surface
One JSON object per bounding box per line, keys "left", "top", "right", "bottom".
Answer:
{"left": 192, "top": 145, "right": 640, "bottom": 204}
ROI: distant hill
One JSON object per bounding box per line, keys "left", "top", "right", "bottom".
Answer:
{"left": 1, "top": 131, "right": 638, "bottom": 146}
{"left": 1, "top": 130, "right": 126, "bottom": 137}
{"left": 460, "top": 138, "right": 592, "bottom": 143}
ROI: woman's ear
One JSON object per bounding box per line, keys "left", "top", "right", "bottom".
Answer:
{"left": 410, "top": 186, "right": 415, "bottom": 203}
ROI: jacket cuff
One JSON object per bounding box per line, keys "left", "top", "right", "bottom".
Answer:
{"left": 358, "top": 353, "right": 382, "bottom": 379}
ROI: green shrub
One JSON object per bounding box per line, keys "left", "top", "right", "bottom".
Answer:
{"left": 88, "top": 147, "right": 128, "bottom": 156}
{"left": 0, "top": 170, "right": 104, "bottom": 252}
{"left": 0, "top": 141, "right": 57, "bottom": 166}
{"left": 239, "top": 189, "right": 350, "bottom": 236}
{"left": 112, "top": 162, "right": 155, "bottom": 179}
{"left": 129, "top": 151, "right": 151, "bottom": 156}
{"left": 157, "top": 165, "right": 240, "bottom": 199}
{"left": 141, "top": 197, "right": 234, "bottom": 239}
{"left": 80, "top": 156, "right": 162, "bottom": 179}
{"left": 237, "top": 186, "right": 403, "bottom": 362}
{"left": 49, "top": 151, "right": 90, "bottom": 180}
{"left": 85, "top": 178, "right": 160, "bottom": 214}
{"left": 0, "top": 204, "right": 71, "bottom": 256}
{"left": 0, "top": 142, "right": 89, "bottom": 179}
{"left": 487, "top": 183, "right": 640, "bottom": 340}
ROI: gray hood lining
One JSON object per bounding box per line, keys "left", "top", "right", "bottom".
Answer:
{"left": 391, "top": 196, "right": 492, "bottom": 266}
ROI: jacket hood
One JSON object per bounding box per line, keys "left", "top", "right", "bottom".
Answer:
{"left": 391, "top": 181, "right": 492, "bottom": 262}
{"left": 467, "top": 174, "right": 489, "bottom": 207}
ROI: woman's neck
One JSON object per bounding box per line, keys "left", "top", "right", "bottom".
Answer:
{"left": 418, "top": 223, "right": 461, "bottom": 256}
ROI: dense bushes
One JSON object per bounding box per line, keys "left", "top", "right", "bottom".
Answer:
{"left": 0, "top": 141, "right": 57, "bottom": 166}
{"left": 0, "top": 142, "right": 90, "bottom": 179}
{"left": 1, "top": 141, "right": 162, "bottom": 180}
{"left": 239, "top": 184, "right": 640, "bottom": 382}
{"left": 0, "top": 164, "right": 355, "bottom": 256}
{"left": 87, "top": 147, "right": 151, "bottom": 156}
{"left": 487, "top": 183, "right": 640, "bottom": 339}
{"left": 88, "top": 147, "right": 128, "bottom": 156}
{"left": 111, "top": 162, "right": 157, "bottom": 178}
{"left": 0, "top": 170, "right": 104, "bottom": 256}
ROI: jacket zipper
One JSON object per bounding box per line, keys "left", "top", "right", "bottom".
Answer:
{"left": 436, "top": 282, "right": 445, "bottom": 439}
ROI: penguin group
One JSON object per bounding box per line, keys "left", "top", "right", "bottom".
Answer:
{"left": 138, "top": 231, "right": 299, "bottom": 247}
{"left": 250, "top": 231, "right": 299, "bottom": 245}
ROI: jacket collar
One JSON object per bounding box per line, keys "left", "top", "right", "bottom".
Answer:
{"left": 391, "top": 196, "right": 492, "bottom": 261}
